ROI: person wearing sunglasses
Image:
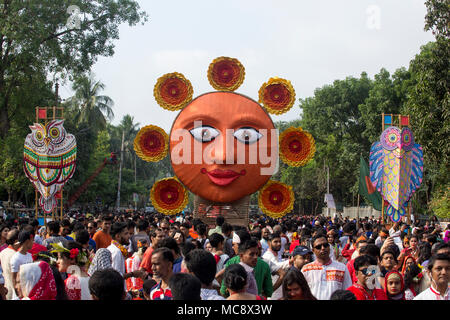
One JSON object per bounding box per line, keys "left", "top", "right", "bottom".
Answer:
{"left": 301, "top": 234, "right": 352, "bottom": 300}
{"left": 347, "top": 255, "right": 387, "bottom": 300}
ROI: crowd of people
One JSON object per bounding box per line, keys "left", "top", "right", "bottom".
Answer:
{"left": 0, "top": 209, "right": 448, "bottom": 301}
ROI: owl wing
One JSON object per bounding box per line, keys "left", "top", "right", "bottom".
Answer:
{"left": 24, "top": 144, "right": 39, "bottom": 182}
{"left": 406, "top": 144, "right": 423, "bottom": 200}
{"left": 369, "top": 141, "right": 384, "bottom": 194}
{"left": 57, "top": 139, "right": 77, "bottom": 184}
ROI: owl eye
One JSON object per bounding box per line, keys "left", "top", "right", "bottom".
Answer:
{"left": 49, "top": 127, "right": 60, "bottom": 139}
{"left": 190, "top": 126, "right": 220, "bottom": 142}
{"left": 380, "top": 127, "right": 401, "bottom": 150}
{"left": 401, "top": 127, "right": 414, "bottom": 150}
{"left": 234, "top": 127, "right": 262, "bottom": 144}
{"left": 35, "top": 131, "right": 44, "bottom": 141}
{"left": 388, "top": 133, "right": 399, "bottom": 143}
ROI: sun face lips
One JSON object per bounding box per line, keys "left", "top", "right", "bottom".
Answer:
{"left": 201, "top": 168, "right": 245, "bottom": 186}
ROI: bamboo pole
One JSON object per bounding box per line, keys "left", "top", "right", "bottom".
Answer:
{"left": 35, "top": 190, "right": 38, "bottom": 220}
{"left": 60, "top": 189, "right": 63, "bottom": 220}
{"left": 357, "top": 194, "right": 360, "bottom": 230}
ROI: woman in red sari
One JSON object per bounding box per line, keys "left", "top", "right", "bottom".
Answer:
{"left": 18, "top": 261, "right": 57, "bottom": 300}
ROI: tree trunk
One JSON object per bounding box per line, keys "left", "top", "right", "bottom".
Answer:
{"left": 0, "top": 103, "right": 10, "bottom": 139}
{"left": 116, "top": 130, "right": 124, "bottom": 210}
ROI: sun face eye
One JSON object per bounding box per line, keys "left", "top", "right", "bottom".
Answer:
{"left": 49, "top": 127, "right": 60, "bottom": 138}
{"left": 189, "top": 126, "right": 220, "bottom": 142}
{"left": 234, "top": 127, "right": 262, "bottom": 144}
{"left": 36, "top": 131, "right": 44, "bottom": 141}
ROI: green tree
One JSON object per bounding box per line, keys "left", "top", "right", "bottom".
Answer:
{"left": 67, "top": 74, "right": 115, "bottom": 132}
{"left": 299, "top": 73, "right": 373, "bottom": 209}
{"left": 0, "top": 0, "right": 148, "bottom": 138}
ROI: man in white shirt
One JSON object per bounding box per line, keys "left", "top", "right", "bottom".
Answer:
{"left": 0, "top": 229, "right": 20, "bottom": 300}
{"left": 107, "top": 222, "right": 147, "bottom": 289}
{"left": 260, "top": 227, "right": 270, "bottom": 256}
{"left": 302, "top": 234, "right": 352, "bottom": 300}
{"left": 262, "top": 232, "right": 290, "bottom": 300}
{"left": 414, "top": 254, "right": 449, "bottom": 300}
{"left": 272, "top": 225, "right": 288, "bottom": 260}
{"left": 10, "top": 230, "right": 34, "bottom": 299}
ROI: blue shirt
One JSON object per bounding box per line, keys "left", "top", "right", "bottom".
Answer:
{"left": 88, "top": 238, "right": 97, "bottom": 252}
{"left": 173, "top": 257, "right": 183, "bottom": 274}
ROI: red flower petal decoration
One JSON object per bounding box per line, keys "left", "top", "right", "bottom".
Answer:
{"left": 207, "top": 57, "right": 245, "bottom": 91}
{"left": 279, "top": 127, "right": 316, "bottom": 167}
{"left": 134, "top": 125, "right": 168, "bottom": 162}
{"left": 258, "top": 77, "right": 296, "bottom": 115}
{"left": 154, "top": 72, "right": 193, "bottom": 111}
{"left": 150, "top": 177, "right": 189, "bottom": 216}
{"left": 258, "top": 180, "right": 294, "bottom": 218}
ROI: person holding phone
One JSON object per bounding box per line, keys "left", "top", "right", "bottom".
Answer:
{"left": 397, "top": 235, "right": 419, "bottom": 270}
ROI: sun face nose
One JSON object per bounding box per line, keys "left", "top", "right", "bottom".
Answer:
{"left": 209, "top": 133, "right": 236, "bottom": 165}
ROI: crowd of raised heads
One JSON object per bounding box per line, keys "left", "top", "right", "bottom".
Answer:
{"left": 0, "top": 209, "right": 449, "bottom": 301}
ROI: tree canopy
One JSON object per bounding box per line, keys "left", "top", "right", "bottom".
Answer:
{"left": 0, "top": 1, "right": 448, "bottom": 219}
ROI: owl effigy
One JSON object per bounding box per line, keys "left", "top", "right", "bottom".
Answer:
{"left": 369, "top": 126, "right": 423, "bottom": 222}
{"left": 23, "top": 119, "right": 77, "bottom": 213}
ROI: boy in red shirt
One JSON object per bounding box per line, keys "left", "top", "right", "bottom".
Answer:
{"left": 347, "top": 255, "right": 387, "bottom": 300}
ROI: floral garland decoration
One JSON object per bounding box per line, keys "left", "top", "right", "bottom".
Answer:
{"left": 50, "top": 242, "right": 89, "bottom": 268}
{"left": 258, "top": 77, "right": 296, "bottom": 115}
{"left": 207, "top": 56, "right": 245, "bottom": 91}
{"left": 279, "top": 127, "right": 316, "bottom": 167}
{"left": 134, "top": 125, "right": 169, "bottom": 162}
{"left": 258, "top": 180, "right": 294, "bottom": 218}
{"left": 150, "top": 177, "right": 189, "bottom": 216}
{"left": 111, "top": 240, "right": 128, "bottom": 258}
{"left": 153, "top": 72, "right": 193, "bottom": 111}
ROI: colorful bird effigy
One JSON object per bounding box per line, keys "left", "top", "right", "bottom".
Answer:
{"left": 369, "top": 126, "right": 423, "bottom": 222}
{"left": 24, "top": 119, "right": 77, "bottom": 213}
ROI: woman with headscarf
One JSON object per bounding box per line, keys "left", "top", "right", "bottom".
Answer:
{"left": 35, "top": 251, "right": 68, "bottom": 300}
{"left": 384, "top": 270, "right": 405, "bottom": 300}
{"left": 88, "top": 248, "right": 112, "bottom": 276}
{"left": 403, "top": 263, "right": 425, "bottom": 300}
{"left": 19, "top": 261, "right": 57, "bottom": 300}
{"left": 401, "top": 255, "right": 416, "bottom": 276}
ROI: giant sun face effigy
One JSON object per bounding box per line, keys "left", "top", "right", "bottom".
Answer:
{"left": 135, "top": 56, "right": 316, "bottom": 219}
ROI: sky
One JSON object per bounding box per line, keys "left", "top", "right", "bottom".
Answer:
{"left": 59, "top": 0, "right": 435, "bottom": 133}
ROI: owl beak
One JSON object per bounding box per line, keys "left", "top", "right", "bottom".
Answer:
{"left": 44, "top": 137, "right": 51, "bottom": 147}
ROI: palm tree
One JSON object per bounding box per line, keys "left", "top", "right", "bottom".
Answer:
{"left": 68, "top": 74, "right": 114, "bottom": 131}
{"left": 120, "top": 114, "right": 140, "bottom": 181}
{"left": 115, "top": 115, "right": 140, "bottom": 209}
